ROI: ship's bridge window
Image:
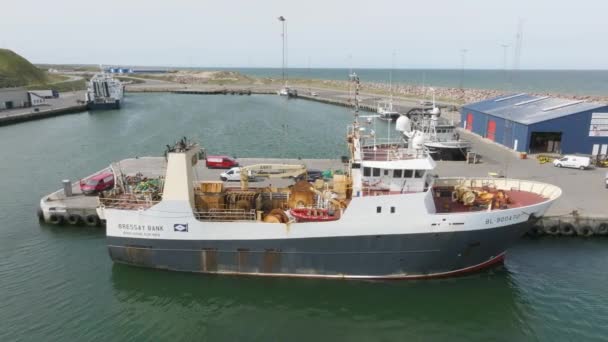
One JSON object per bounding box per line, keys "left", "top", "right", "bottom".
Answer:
{"left": 414, "top": 170, "right": 425, "bottom": 178}
{"left": 404, "top": 169, "right": 413, "bottom": 178}
{"left": 393, "top": 169, "right": 402, "bottom": 178}
{"left": 363, "top": 167, "right": 382, "bottom": 177}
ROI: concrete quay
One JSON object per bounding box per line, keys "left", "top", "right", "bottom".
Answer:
{"left": 0, "top": 91, "right": 86, "bottom": 126}
{"left": 435, "top": 125, "right": 608, "bottom": 236}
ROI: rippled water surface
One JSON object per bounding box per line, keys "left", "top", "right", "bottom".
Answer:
{"left": 0, "top": 94, "right": 607, "bottom": 341}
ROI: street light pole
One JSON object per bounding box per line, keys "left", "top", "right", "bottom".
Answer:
{"left": 278, "top": 16, "right": 286, "bottom": 86}
{"left": 459, "top": 49, "right": 468, "bottom": 102}
{"left": 501, "top": 44, "right": 509, "bottom": 86}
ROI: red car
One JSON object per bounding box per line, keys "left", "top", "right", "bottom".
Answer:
{"left": 206, "top": 155, "right": 239, "bottom": 169}
{"left": 80, "top": 172, "right": 115, "bottom": 195}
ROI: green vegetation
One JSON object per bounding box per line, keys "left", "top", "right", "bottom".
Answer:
{"left": 115, "top": 76, "right": 145, "bottom": 84}
{"left": 46, "top": 73, "right": 70, "bottom": 83}
{"left": 0, "top": 49, "right": 47, "bottom": 88}
{"left": 26, "top": 79, "right": 87, "bottom": 92}
{"left": 0, "top": 49, "right": 88, "bottom": 91}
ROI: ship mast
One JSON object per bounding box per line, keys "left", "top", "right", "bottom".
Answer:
{"left": 349, "top": 72, "right": 360, "bottom": 127}
{"left": 347, "top": 72, "right": 362, "bottom": 177}
{"left": 389, "top": 51, "right": 395, "bottom": 110}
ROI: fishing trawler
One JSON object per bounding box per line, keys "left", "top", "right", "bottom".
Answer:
{"left": 403, "top": 107, "right": 471, "bottom": 160}
{"left": 377, "top": 100, "right": 400, "bottom": 121}
{"left": 85, "top": 73, "right": 124, "bottom": 110}
{"left": 278, "top": 86, "right": 297, "bottom": 97}
{"left": 98, "top": 74, "right": 561, "bottom": 279}
{"left": 403, "top": 89, "right": 470, "bottom": 160}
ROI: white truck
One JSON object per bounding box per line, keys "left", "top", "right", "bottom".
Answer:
{"left": 552, "top": 155, "right": 591, "bottom": 170}
{"left": 219, "top": 164, "right": 307, "bottom": 190}
{"left": 220, "top": 167, "right": 247, "bottom": 182}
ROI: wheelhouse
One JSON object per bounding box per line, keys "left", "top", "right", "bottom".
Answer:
{"left": 359, "top": 157, "right": 436, "bottom": 194}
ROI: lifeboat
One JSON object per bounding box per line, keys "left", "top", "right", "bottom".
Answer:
{"left": 290, "top": 208, "right": 339, "bottom": 222}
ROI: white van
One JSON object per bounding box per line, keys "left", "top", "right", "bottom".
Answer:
{"left": 552, "top": 155, "right": 591, "bottom": 170}
{"left": 220, "top": 167, "right": 243, "bottom": 181}
{"left": 220, "top": 167, "right": 256, "bottom": 182}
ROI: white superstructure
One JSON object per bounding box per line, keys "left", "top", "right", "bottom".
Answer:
{"left": 85, "top": 73, "right": 124, "bottom": 110}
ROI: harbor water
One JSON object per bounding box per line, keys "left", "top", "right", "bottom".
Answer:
{"left": 1, "top": 93, "right": 608, "bottom": 341}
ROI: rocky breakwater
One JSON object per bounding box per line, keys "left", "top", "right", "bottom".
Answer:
{"left": 313, "top": 79, "right": 608, "bottom": 104}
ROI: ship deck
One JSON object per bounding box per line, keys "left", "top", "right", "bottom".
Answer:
{"left": 432, "top": 186, "right": 547, "bottom": 213}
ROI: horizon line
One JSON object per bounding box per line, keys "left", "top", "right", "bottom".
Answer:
{"left": 34, "top": 63, "right": 608, "bottom": 72}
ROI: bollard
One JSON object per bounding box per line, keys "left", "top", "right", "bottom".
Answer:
{"left": 63, "top": 179, "right": 72, "bottom": 197}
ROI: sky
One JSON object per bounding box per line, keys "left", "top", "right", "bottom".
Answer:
{"left": 2, "top": 0, "right": 607, "bottom": 69}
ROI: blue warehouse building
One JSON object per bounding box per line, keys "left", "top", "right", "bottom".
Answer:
{"left": 461, "top": 93, "right": 608, "bottom": 156}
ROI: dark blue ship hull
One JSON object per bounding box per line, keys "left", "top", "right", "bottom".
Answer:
{"left": 106, "top": 219, "right": 534, "bottom": 279}
{"left": 87, "top": 100, "right": 120, "bottom": 110}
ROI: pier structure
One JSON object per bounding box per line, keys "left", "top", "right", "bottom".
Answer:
{"left": 0, "top": 91, "right": 86, "bottom": 126}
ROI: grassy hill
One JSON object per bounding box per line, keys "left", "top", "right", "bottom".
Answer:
{"left": 0, "top": 49, "right": 47, "bottom": 88}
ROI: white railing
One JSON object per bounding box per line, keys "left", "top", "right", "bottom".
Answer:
{"left": 99, "top": 196, "right": 160, "bottom": 209}
{"left": 195, "top": 209, "right": 257, "bottom": 222}
{"left": 360, "top": 147, "right": 426, "bottom": 161}
{"left": 360, "top": 137, "right": 404, "bottom": 145}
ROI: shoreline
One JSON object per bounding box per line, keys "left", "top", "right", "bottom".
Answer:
{"left": 125, "top": 70, "right": 608, "bottom": 105}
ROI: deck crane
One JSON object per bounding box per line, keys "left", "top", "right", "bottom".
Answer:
{"left": 239, "top": 164, "right": 307, "bottom": 190}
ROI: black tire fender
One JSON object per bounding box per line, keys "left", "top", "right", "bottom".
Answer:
{"left": 48, "top": 213, "right": 64, "bottom": 225}
{"left": 595, "top": 223, "right": 608, "bottom": 235}
{"left": 544, "top": 224, "right": 560, "bottom": 235}
{"left": 84, "top": 214, "right": 100, "bottom": 227}
{"left": 577, "top": 225, "right": 594, "bottom": 237}
{"left": 560, "top": 223, "right": 575, "bottom": 236}
{"left": 66, "top": 214, "right": 82, "bottom": 225}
